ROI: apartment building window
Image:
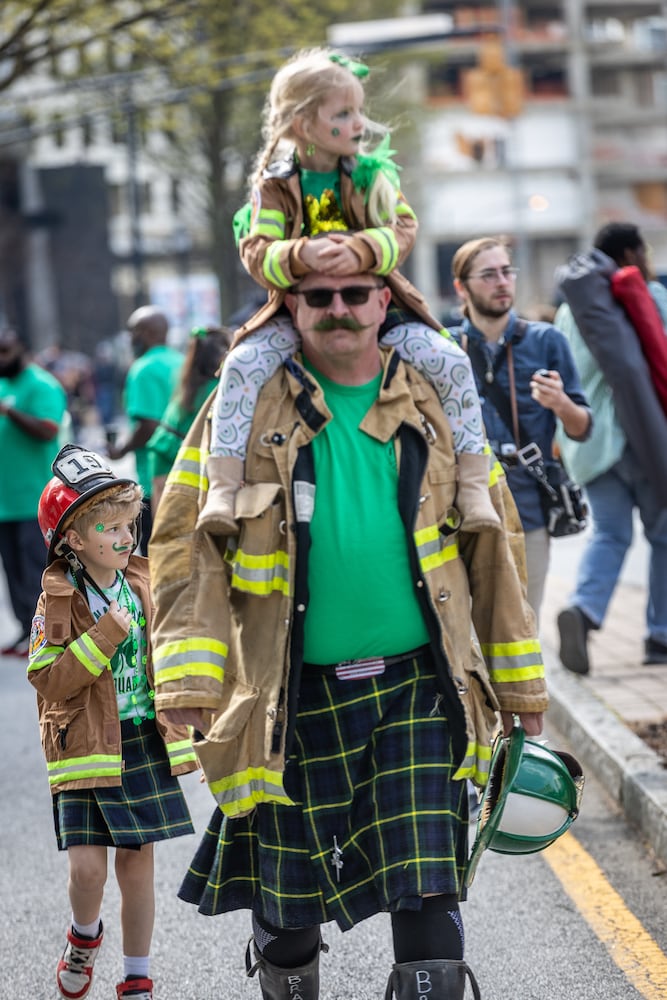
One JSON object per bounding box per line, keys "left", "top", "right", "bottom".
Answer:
{"left": 426, "top": 62, "right": 466, "bottom": 101}
{"left": 52, "top": 113, "right": 66, "bottom": 148}
{"left": 525, "top": 59, "right": 568, "bottom": 98}
{"left": 591, "top": 69, "right": 621, "bottom": 98}
{"left": 141, "top": 182, "right": 153, "bottom": 215}
{"left": 108, "top": 183, "right": 125, "bottom": 218}
{"left": 170, "top": 178, "right": 182, "bottom": 215}
{"left": 81, "top": 116, "right": 94, "bottom": 148}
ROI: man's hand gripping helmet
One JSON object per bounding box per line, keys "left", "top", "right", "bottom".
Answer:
{"left": 38, "top": 444, "right": 138, "bottom": 566}
{"left": 465, "top": 722, "right": 584, "bottom": 886}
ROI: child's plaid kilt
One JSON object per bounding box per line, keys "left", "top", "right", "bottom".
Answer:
{"left": 53, "top": 717, "right": 194, "bottom": 850}
{"left": 179, "top": 648, "right": 469, "bottom": 930}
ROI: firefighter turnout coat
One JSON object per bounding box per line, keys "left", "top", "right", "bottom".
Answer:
{"left": 27, "top": 555, "right": 198, "bottom": 794}
{"left": 149, "top": 348, "right": 548, "bottom": 820}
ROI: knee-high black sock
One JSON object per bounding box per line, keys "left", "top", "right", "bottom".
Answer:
{"left": 391, "top": 895, "right": 464, "bottom": 963}
{"left": 252, "top": 912, "right": 321, "bottom": 969}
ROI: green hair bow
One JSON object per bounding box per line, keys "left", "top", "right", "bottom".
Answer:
{"left": 190, "top": 326, "right": 208, "bottom": 339}
{"left": 329, "top": 52, "right": 369, "bottom": 78}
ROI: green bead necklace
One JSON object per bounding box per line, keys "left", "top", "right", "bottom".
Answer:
{"left": 117, "top": 576, "right": 156, "bottom": 726}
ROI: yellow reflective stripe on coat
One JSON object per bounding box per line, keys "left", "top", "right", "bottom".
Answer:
{"left": 166, "top": 738, "right": 197, "bottom": 768}
{"left": 488, "top": 457, "right": 504, "bottom": 487}
{"left": 231, "top": 548, "right": 291, "bottom": 596}
{"left": 251, "top": 208, "right": 285, "bottom": 240}
{"left": 209, "top": 765, "right": 294, "bottom": 817}
{"left": 481, "top": 638, "right": 545, "bottom": 683}
{"left": 167, "top": 445, "right": 205, "bottom": 490}
{"left": 454, "top": 739, "right": 493, "bottom": 786}
{"left": 153, "top": 637, "right": 227, "bottom": 687}
{"left": 27, "top": 644, "right": 64, "bottom": 672}
{"left": 414, "top": 525, "right": 459, "bottom": 574}
{"left": 365, "top": 227, "right": 399, "bottom": 273}
{"left": 395, "top": 198, "right": 417, "bottom": 220}
{"left": 263, "top": 242, "right": 292, "bottom": 288}
{"left": 47, "top": 753, "right": 122, "bottom": 788}
{"left": 69, "top": 633, "right": 109, "bottom": 676}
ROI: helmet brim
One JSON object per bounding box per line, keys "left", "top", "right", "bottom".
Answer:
{"left": 464, "top": 725, "right": 583, "bottom": 887}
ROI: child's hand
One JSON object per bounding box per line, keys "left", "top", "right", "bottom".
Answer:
{"left": 313, "top": 241, "right": 361, "bottom": 275}
{"left": 300, "top": 237, "right": 360, "bottom": 275}
{"left": 107, "top": 599, "right": 132, "bottom": 633}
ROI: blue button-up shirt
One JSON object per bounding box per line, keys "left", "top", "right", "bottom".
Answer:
{"left": 451, "top": 311, "right": 591, "bottom": 531}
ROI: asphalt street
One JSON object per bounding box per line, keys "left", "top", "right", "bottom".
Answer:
{"left": 2, "top": 503, "right": 666, "bottom": 998}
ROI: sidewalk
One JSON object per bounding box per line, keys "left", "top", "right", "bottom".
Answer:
{"left": 541, "top": 568, "right": 667, "bottom": 868}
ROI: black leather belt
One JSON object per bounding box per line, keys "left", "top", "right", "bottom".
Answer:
{"left": 304, "top": 644, "right": 431, "bottom": 679}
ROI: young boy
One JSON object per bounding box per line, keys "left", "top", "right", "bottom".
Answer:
{"left": 28, "top": 444, "right": 198, "bottom": 1000}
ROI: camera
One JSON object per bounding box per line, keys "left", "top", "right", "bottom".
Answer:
{"left": 532, "top": 369, "right": 550, "bottom": 380}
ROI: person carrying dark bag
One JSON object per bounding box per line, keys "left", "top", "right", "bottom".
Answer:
{"left": 450, "top": 236, "right": 592, "bottom": 621}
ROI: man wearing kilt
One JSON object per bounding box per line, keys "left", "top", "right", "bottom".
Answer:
{"left": 28, "top": 445, "right": 198, "bottom": 1000}
{"left": 150, "top": 263, "right": 548, "bottom": 999}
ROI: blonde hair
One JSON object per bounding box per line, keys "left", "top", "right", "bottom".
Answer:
{"left": 65, "top": 483, "right": 144, "bottom": 538}
{"left": 252, "top": 47, "right": 398, "bottom": 225}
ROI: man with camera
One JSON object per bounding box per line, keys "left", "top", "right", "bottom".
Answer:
{"left": 450, "top": 236, "right": 591, "bottom": 621}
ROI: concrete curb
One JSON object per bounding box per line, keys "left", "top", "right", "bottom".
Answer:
{"left": 544, "top": 647, "right": 667, "bottom": 867}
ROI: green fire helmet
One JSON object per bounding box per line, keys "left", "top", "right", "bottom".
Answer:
{"left": 465, "top": 723, "right": 584, "bottom": 886}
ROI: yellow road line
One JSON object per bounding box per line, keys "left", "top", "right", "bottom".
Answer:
{"left": 544, "top": 832, "right": 667, "bottom": 997}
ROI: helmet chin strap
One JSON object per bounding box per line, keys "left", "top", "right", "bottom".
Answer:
{"left": 61, "top": 544, "right": 127, "bottom": 608}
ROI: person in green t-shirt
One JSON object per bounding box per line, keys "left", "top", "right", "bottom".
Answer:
{"left": 165, "top": 266, "right": 547, "bottom": 1000}
{"left": 108, "top": 306, "right": 183, "bottom": 552}
{"left": 0, "top": 328, "right": 67, "bottom": 655}
{"left": 146, "top": 324, "right": 230, "bottom": 513}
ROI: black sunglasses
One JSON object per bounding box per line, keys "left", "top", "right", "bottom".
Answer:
{"left": 292, "top": 284, "right": 385, "bottom": 308}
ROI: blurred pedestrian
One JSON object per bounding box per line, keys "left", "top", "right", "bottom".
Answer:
{"left": 36, "top": 342, "right": 96, "bottom": 442}
{"left": 29, "top": 444, "right": 198, "bottom": 1000}
{"left": 146, "top": 324, "right": 231, "bottom": 514}
{"left": 555, "top": 222, "right": 667, "bottom": 673}
{"left": 449, "top": 236, "right": 592, "bottom": 621}
{"left": 0, "top": 328, "right": 67, "bottom": 656}
{"left": 108, "top": 307, "right": 183, "bottom": 553}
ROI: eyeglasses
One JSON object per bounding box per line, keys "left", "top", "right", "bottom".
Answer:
{"left": 292, "top": 284, "right": 385, "bottom": 308}
{"left": 466, "top": 266, "right": 519, "bottom": 285}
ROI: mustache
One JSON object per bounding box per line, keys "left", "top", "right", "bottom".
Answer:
{"left": 313, "top": 317, "right": 366, "bottom": 332}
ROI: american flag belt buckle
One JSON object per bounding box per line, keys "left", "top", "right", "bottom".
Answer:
{"left": 335, "top": 656, "right": 386, "bottom": 680}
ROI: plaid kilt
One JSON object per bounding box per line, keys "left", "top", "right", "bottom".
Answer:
{"left": 179, "top": 648, "right": 469, "bottom": 931}
{"left": 53, "top": 718, "right": 194, "bottom": 850}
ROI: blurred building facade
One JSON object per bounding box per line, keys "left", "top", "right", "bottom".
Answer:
{"left": 1, "top": 2, "right": 666, "bottom": 343}
{"left": 0, "top": 53, "right": 214, "bottom": 353}
{"left": 394, "top": 0, "right": 667, "bottom": 316}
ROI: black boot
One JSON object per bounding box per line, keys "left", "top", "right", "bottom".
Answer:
{"left": 245, "top": 937, "right": 328, "bottom": 1000}
{"left": 385, "top": 959, "right": 481, "bottom": 999}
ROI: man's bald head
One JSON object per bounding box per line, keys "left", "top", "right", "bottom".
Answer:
{"left": 127, "top": 305, "right": 169, "bottom": 356}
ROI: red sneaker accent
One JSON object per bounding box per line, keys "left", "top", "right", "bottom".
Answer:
{"left": 56, "top": 924, "right": 104, "bottom": 1000}
{"left": 116, "top": 977, "right": 154, "bottom": 999}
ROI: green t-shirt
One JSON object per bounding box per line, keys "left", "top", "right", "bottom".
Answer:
{"left": 302, "top": 362, "right": 430, "bottom": 664}
{"left": 300, "top": 169, "right": 346, "bottom": 234}
{"left": 0, "top": 365, "right": 67, "bottom": 521}
{"left": 123, "top": 345, "right": 183, "bottom": 494}
{"left": 146, "top": 378, "right": 218, "bottom": 480}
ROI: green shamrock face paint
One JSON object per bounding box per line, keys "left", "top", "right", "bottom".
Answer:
{"left": 95, "top": 523, "right": 105, "bottom": 532}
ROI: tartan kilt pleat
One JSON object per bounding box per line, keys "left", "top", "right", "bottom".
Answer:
{"left": 53, "top": 718, "right": 194, "bottom": 850}
{"left": 179, "top": 650, "right": 469, "bottom": 931}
